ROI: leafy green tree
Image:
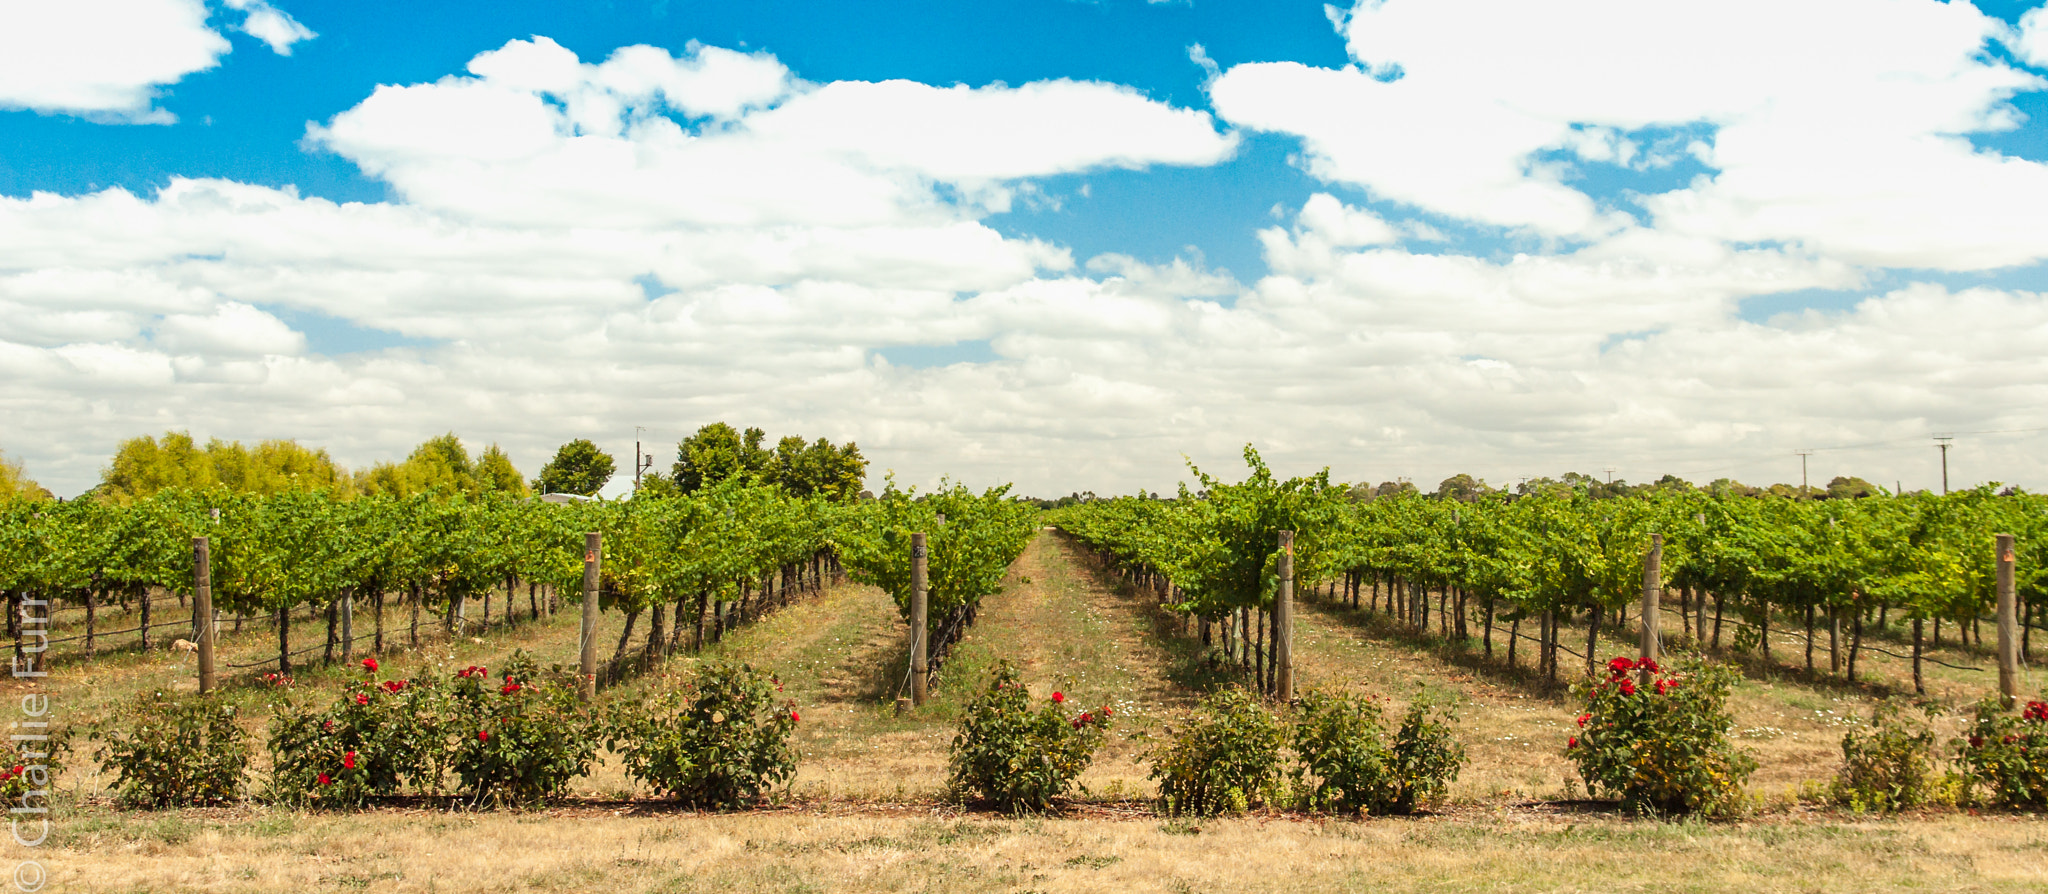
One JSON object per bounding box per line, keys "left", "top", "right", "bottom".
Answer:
{"left": 475, "top": 445, "right": 529, "bottom": 496}
{"left": 1433, "top": 474, "right": 1494, "bottom": 502}
{"left": 769, "top": 436, "right": 866, "bottom": 501}
{"left": 1826, "top": 476, "right": 1881, "bottom": 499}
{"left": 673, "top": 423, "right": 770, "bottom": 493}
{"left": 534, "top": 439, "right": 613, "bottom": 496}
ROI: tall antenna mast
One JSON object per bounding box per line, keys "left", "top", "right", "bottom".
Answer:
{"left": 1795, "top": 450, "right": 1813, "bottom": 498}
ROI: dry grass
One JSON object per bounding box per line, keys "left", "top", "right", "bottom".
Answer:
{"left": 49, "top": 802, "right": 2048, "bottom": 893}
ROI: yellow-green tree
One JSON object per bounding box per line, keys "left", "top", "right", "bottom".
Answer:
{"left": 0, "top": 451, "right": 50, "bottom": 502}
{"left": 96, "top": 431, "right": 349, "bottom": 501}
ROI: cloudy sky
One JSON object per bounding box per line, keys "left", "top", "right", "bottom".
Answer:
{"left": 4, "top": 0, "right": 2048, "bottom": 498}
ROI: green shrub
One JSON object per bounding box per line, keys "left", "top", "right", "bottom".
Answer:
{"left": 1566, "top": 656, "right": 1755, "bottom": 817}
{"left": 1292, "top": 690, "right": 1393, "bottom": 814}
{"left": 606, "top": 662, "right": 800, "bottom": 808}
{"left": 1150, "top": 687, "right": 1285, "bottom": 816}
{"left": 265, "top": 670, "right": 453, "bottom": 807}
{"left": 1389, "top": 693, "right": 1467, "bottom": 811}
{"left": 91, "top": 693, "right": 250, "bottom": 808}
{"left": 1954, "top": 696, "right": 2048, "bottom": 809}
{"left": 1292, "top": 690, "right": 1466, "bottom": 815}
{"left": 947, "top": 662, "right": 1111, "bottom": 811}
{"left": 1831, "top": 700, "right": 1938, "bottom": 813}
{"left": 447, "top": 652, "right": 597, "bottom": 805}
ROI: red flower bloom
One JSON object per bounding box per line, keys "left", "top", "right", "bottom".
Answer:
{"left": 1051, "top": 692, "right": 1065, "bottom": 704}
{"left": 361, "top": 657, "right": 379, "bottom": 673}
{"left": 478, "top": 730, "right": 490, "bottom": 742}
{"left": 1078, "top": 712, "right": 1094, "bottom": 725}
{"left": 1101, "top": 706, "right": 1113, "bottom": 718}
{"left": 500, "top": 682, "right": 521, "bottom": 695}
{"left": 317, "top": 773, "right": 332, "bottom": 786}
{"left": 1654, "top": 679, "right": 1674, "bottom": 696}
{"left": 1576, "top": 713, "right": 1590, "bottom": 727}
{"left": 789, "top": 710, "right": 800, "bottom": 723}
{"left": 354, "top": 693, "right": 370, "bottom": 706}
{"left": 322, "top": 719, "right": 334, "bottom": 731}
{"left": 1636, "top": 658, "right": 1660, "bottom": 675}
{"left": 382, "top": 680, "right": 406, "bottom": 693}
{"left": 1567, "top": 736, "right": 1579, "bottom": 749}
{"left": 1970, "top": 736, "right": 1985, "bottom": 748}
{"left": 1606, "top": 657, "right": 1634, "bottom": 678}
{"left": 1617, "top": 679, "right": 1637, "bottom": 697}
{"left": 343, "top": 751, "right": 357, "bottom": 769}
{"left": 8, "top": 766, "right": 20, "bottom": 776}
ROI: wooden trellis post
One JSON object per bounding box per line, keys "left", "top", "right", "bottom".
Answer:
{"left": 579, "top": 532, "right": 600, "bottom": 701}
{"left": 1997, "top": 534, "right": 2018, "bottom": 708}
{"left": 1276, "top": 530, "right": 1295, "bottom": 701}
{"left": 194, "top": 537, "right": 215, "bottom": 694}
{"left": 911, "top": 532, "right": 929, "bottom": 707}
{"left": 1640, "top": 533, "right": 1661, "bottom": 687}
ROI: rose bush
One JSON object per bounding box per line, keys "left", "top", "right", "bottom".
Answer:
{"left": 1290, "top": 689, "right": 1466, "bottom": 816}
{"left": 1150, "top": 686, "right": 1285, "bottom": 817}
{"left": 1566, "top": 656, "right": 1754, "bottom": 817}
{"left": 1831, "top": 699, "right": 1940, "bottom": 813}
{"left": 91, "top": 692, "right": 249, "bottom": 808}
{"left": 448, "top": 651, "right": 598, "bottom": 805}
{"left": 604, "top": 662, "right": 799, "bottom": 808}
{"left": 1954, "top": 696, "right": 2048, "bottom": 809}
{"left": 947, "top": 661, "right": 1110, "bottom": 811}
{"left": 266, "top": 672, "right": 453, "bottom": 807}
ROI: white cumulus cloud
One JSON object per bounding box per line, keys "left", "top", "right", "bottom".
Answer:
{"left": 1211, "top": 0, "right": 2048, "bottom": 270}
{"left": 223, "top": 0, "right": 314, "bottom": 56}
{"left": 0, "top": 0, "right": 313, "bottom": 121}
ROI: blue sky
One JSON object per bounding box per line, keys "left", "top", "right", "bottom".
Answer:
{"left": 5, "top": 0, "right": 2048, "bottom": 497}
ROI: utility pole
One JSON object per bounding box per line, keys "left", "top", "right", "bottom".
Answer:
{"left": 1934, "top": 435, "right": 1953, "bottom": 495}
{"left": 1603, "top": 467, "right": 1616, "bottom": 485}
{"left": 1795, "top": 450, "right": 1813, "bottom": 498}
{"left": 634, "top": 426, "right": 646, "bottom": 492}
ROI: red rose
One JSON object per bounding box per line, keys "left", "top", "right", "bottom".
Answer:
{"left": 317, "top": 773, "right": 332, "bottom": 786}
{"left": 1636, "top": 658, "right": 1660, "bottom": 674}
{"left": 1618, "top": 679, "right": 1637, "bottom": 697}
{"left": 1101, "top": 706, "right": 1113, "bottom": 718}
{"left": 361, "top": 657, "right": 379, "bottom": 673}
{"left": 1606, "top": 657, "right": 1634, "bottom": 678}
{"left": 1970, "top": 736, "right": 1984, "bottom": 748}
{"left": 383, "top": 680, "right": 405, "bottom": 693}
{"left": 1567, "top": 736, "right": 1578, "bottom": 749}
{"left": 1654, "top": 679, "right": 1674, "bottom": 696}
{"left": 789, "top": 710, "right": 800, "bottom": 723}
{"left": 343, "top": 751, "right": 357, "bottom": 769}
{"left": 354, "top": 693, "right": 370, "bottom": 706}
{"left": 322, "top": 720, "right": 334, "bottom": 731}
{"left": 8, "top": 766, "right": 20, "bottom": 776}
{"left": 1576, "top": 713, "right": 1590, "bottom": 727}
{"left": 501, "top": 682, "right": 521, "bottom": 695}
{"left": 1051, "top": 692, "right": 1065, "bottom": 704}
{"left": 478, "top": 730, "right": 490, "bottom": 741}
